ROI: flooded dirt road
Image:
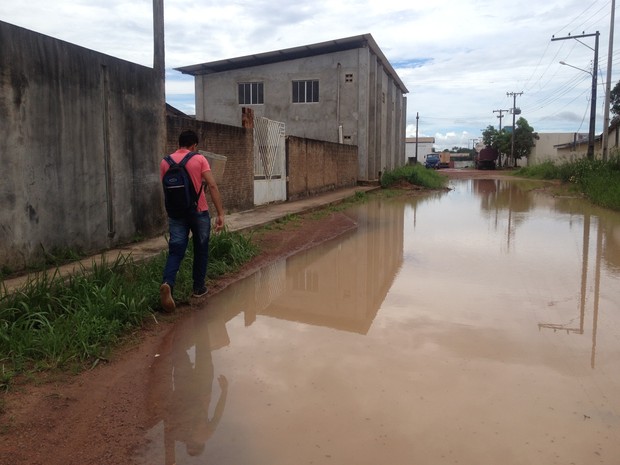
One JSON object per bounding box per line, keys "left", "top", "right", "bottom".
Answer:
{"left": 136, "top": 177, "right": 620, "bottom": 465}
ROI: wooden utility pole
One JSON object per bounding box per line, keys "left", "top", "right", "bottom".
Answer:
{"left": 507, "top": 92, "right": 523, "bottom": 167}
{"left": 415, "top": 112, "right": 419, "bottom": 164}
{"left": 493, "top": 109, "right": 509, "bottom": 132}
{"left": 493, "top": 109, "right": 509, "bottom": 167}
{"left": 153, "top": 0, "right": 165, "bottom": 84}
{"left": 603, "top": 0, "right": 615, "bottom": 160}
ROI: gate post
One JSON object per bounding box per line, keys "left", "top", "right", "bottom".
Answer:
{"left": 242, "top": 107, "right": 254, "bottom": 129}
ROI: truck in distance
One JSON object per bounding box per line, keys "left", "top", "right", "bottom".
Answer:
{"left": 424, "top": 153, "right": 440, "bottom": 169}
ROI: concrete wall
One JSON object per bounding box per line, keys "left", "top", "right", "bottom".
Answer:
{"left": 528, "top": 130, "right": 620, "bottom": 165}
{"left": 528, "top": 133, "right": 587, "bottom": 165}
{"left": 0, "top": 21, "right": 166, "bottom": 271}
{"left": 0, "top": 21, "right": 365, "bottom": 273}
{"left": 287, "top": 137, "right": 358, "bottom": 201}
{"left": 194, "top": 45, "right": 406, "bottom": 183}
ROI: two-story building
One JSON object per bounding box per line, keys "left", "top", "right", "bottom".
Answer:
{"left": 176, "top": 33, "right": 409, "bottom": 182}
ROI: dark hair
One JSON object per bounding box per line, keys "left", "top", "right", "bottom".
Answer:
{"left": 179, "top": 130, "right": 199, "bottom": 148}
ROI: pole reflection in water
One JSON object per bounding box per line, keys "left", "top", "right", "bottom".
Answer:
{"left": 537, "top": 213, "right": 605, "bottom": 368}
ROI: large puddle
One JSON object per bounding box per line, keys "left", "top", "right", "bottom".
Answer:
{"left": 136, "top": 178, "right": 620, "bottom": 465}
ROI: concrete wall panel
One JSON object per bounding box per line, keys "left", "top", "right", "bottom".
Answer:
{"left": 0, "top": 20, "right": 165, "bottom": 271}
{"left": 287, "top": 137, "right": 357, "bottom": 201}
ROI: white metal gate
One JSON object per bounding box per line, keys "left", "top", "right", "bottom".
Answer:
{"left": 254, "top": 117, "right": 286, "bottom": 205}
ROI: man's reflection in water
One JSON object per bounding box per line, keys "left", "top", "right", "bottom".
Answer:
{"left": 148, "top": 312, "right": 228, "bottom": 464}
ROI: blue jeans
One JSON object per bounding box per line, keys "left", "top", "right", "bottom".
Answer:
{"left": 162, "top": 210, "right": 211, "bottom": 292}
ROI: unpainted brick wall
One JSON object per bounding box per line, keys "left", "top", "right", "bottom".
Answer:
{"left": 166, "top": 115, "right": 254, "bottom": 213}
{"left": 287, "top": 136, "right": 358, "bottom": 201}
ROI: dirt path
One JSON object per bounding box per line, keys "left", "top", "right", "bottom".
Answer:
{"left": 0, "top": 169, "right": 517, "bottom": 465}
{"left": 0, "top": 210, "right": 360, "bottom": 465}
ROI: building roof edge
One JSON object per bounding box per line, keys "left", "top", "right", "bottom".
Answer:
{"left": 175, "top": 33, "right": 408, "bottom": 93}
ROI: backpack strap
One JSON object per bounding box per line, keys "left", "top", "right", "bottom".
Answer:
{"left": 179, "top": 151, "right": 197, "bottom": 167}
{"left": 163, "top": 151, "right": 200, "bottom": 201}
{"left": 163, "top": 151, "right": 196, "bottom": 167}
{"left": 182, "top": 152, "right": 201, "bottom": 199}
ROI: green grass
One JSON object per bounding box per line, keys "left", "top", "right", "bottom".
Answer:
{"left": 380, "top": 164, "right": 448, "bottom": 190}
{"left": 515, "top": 156, "right": 620, "bottom": 210}
{"left": 0, "top": 228, "right": 259, "bottom": 388}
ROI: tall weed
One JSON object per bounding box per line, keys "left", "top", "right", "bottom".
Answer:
{"left": 516, "top": 157, "right": 620, "bottom": 211}
{"left": 381, "top": 164, "right": 447, "bottom": 189}
{"left": 0, "top": 228, "right": 259, "bottom": 384}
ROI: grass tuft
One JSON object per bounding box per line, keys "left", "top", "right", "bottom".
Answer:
{"left": 380, "top": 164, "right": 448, "bottom": 190}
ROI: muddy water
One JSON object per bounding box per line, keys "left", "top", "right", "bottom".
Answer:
{"left": 137, "top": 179, "right": 620, "bottom": 465}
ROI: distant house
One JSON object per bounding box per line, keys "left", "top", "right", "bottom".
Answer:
{"left": 405, "top": 137, "right": 435, "bottom": 163}
{"left": 527, "top": 133, "right": 591, "bottom": 165}
{"left": 176, "top": 33, "right": 409, "bottom": 182}
{"left": 526, "top": 123, "right": 619, "bottom": 165}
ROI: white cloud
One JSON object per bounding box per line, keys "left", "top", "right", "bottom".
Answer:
{"left": 1, "top": 0, "right": 617, "bottom": 150}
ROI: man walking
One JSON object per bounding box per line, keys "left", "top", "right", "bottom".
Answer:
{"left": 160, "top": 130, "right": 225, "bottom": 312}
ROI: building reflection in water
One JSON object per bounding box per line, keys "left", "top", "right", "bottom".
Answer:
{"left": 139, "top": 199, "right": 405, "bottom": 464}
{"left": 139, "top": 181, "right": 620, "bottom": 463}
{"left": 245, "top": 200, "right": 405, "bottom": 333}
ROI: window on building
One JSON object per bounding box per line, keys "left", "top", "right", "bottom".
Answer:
{"left": 238, "top": 82, "right": 264, "bottom": 105}
{"left": 292, "top": 269, "right": 319, "bottom": 292}
{"left": 345, "top": 73, "right": 353, "bottom": 82}
{"left": 292, "top": 80, "right": 319, "bottom": 103}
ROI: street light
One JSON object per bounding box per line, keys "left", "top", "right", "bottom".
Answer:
{"left": 559, "top": 61, "right": 591, "bottom": 75}
{"left": 559, "top": 55, "right": 598, "bottom": 159}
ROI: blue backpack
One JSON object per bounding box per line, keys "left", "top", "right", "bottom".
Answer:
{"left": 162, "top": 152, "right": 199, "bottom": 218}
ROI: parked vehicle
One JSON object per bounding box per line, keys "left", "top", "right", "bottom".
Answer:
{"left": 475, "top": 146, "right": 499, "bottom": 169}
{"left": 424, "top": 154, "right": 440, "bottom": 169}
{"left": 439, "top": 152, "right": 451, "bottom": 168}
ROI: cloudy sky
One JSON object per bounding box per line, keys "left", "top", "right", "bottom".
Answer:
{"left": 2, "top": 0, "right": 618, "bottom": 150}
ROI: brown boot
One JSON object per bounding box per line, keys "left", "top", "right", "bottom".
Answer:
{"left": 159, "top": 283, "right": 176, "bottom": 313}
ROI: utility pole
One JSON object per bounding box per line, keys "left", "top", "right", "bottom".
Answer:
{"left": 506, "top": 92, "right": 523, "bottom": 167}
{"left": 415, "top": 112, "right": 419, "bottom": 164}
{"left": 552, "top": 32, "right": 600, "bottom": 159}
{"left": 493, "top": 109, "right": 509, "bottom": 132}
{"left": 493, "top": 109, "right": 509, "bottom": 167}
{"left": 602, "top": 0, "right": 615, "bottom": 160}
